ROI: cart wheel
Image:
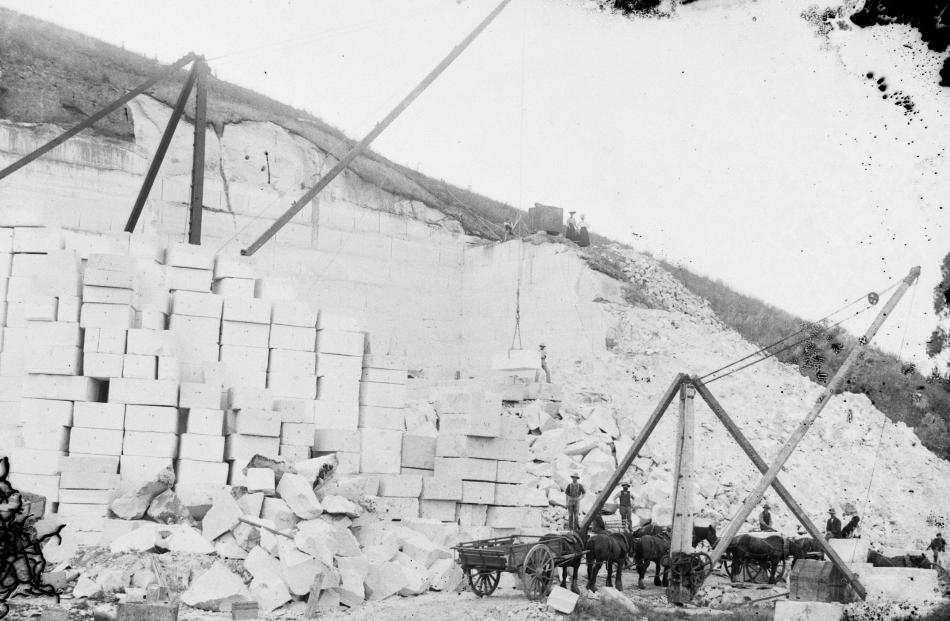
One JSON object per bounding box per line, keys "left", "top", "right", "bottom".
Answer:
{"left": 521, "top": 544, "right": 557, "bottom": 601}
{"left": 772, "top": 557, "right": 787, "bottom": 582}
{"left": 466, "top": 568, "right": 501, "bottom": 597}
{"left": 743, "top": 558, "right": 767, "bottom": 583}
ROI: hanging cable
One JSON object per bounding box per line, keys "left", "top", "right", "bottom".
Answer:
{"left": 857, "top": 279, "right": 918, "bottom": 540}
{"left": 510, "top": 240, "right": 525, "bottom": 351}
{"left": 698, "top": 279, "right": 902, "bottom": 383}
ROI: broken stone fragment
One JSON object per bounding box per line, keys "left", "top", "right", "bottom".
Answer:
{"left": 160, "top": 524, "right": 215, "bottom": 555}
{"left": 110, "top": 523, "right": 159, "bottom": 553}
{"left": 277, "top": 473, "right": 323, "bottom": 519}
{"left": 320, "top": 494, "right": 361, "bottom": 517}
{"left": 546, "top": 585, "right": 579, "bottom": 613}
{"left": 245, "top": 468, "right": 276, "bottom": 495}
{"left": 73, "top": 574, "right": 102, "bottom": 598}
{"left": 278, "top": 537, "right": 324, "bottom": 597}
{"left": 214, "top": 532, "right": 249, "bottom": 559}
{"left": 395, "top": 555, "right": 430, "bottom": 596}
{"left": 243, "top": 454, "right": 294, "bottom": 484}
{"left": 364, "top": 561, "right": 408, "bottom": 601}
{"left": 147, "top": 490, "right": 190, "bottom": 524}
{"left": 427, "top": 557, "right": 463, "bottom": 592}
{"left": 294, "top": 519, "right": 335, "bottom": 566}
{"left": 202, "top": 489, "right": 243, "bottom": 541}
{"left": 181, "top": 561, "right": 251, "bottom": 612}
{"left": 249, "top": 575, "right": 291, "bottom": 613}
{"left": 336, "top": 569, "right": 365, "bottom": 607}
{"left": 110, "top": 475, "right": 172, "bottom": 520}
{"left": 294, "top": 454, "right": 338, "bottom": 486}
{"left": 232, "top": 521, "right": 261, "bottom": 551}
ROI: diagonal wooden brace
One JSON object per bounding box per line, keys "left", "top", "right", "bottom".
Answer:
{"left": 706, "top": 266, "right": 920, "bottom": 573}
{"left": 580, "top": 373, "right": 687, "bottom": 531}
{"left": 693, "top": 377, "right": 867, "bottom": 599}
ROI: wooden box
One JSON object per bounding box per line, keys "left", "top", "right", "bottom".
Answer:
{"left": 528, "top": 204, "right": 564, "bottom": 235}
{"left": 789, "top": 559, "right": 857, "bottom": 603}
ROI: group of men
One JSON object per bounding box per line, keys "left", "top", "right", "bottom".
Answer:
{"left": 564, "top": 475, "right": 634, "bottom": 532}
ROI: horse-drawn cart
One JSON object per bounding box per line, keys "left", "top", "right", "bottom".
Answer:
{"left": 453, "top": 534, "right": 585, "bottom": 599}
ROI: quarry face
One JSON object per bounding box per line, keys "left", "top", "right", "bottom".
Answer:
{"left": 1, "top": 8, "right": 949, "bottom": 618}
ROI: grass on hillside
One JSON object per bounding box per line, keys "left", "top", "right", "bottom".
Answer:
{"left": 662, "top": 261, "right": 950, "bottom": 460}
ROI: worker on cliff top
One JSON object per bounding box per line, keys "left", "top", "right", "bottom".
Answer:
{"left": 538, "top": 344, "right": 551, "bottom": 383}
{"left": 565, "top": 474, "right": 585, "bottom": 531}
{"left": 619, "top": 483, "right": 633, "bottom": 532}
{"left": 565, "top": 211, "right": 578, "bottom": 242}
{"left": 825, "top": 508, "right": 842, "bottom": 539}
{"left": 759, "top": 503, "right": 775, "bottom": 532}
{"left": 927, "top": 532, "right": 946, "bottom": 565}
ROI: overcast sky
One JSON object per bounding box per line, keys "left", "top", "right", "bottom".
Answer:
{"left": 2, "top": 0, "right": 947, "bottom": 368}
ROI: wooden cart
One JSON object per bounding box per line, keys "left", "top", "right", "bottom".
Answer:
{"left": 453, "top": 534, "right": 584, "bottom": 600}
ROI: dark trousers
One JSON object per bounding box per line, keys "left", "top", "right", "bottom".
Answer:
{"left": 567, "top": 502, "right": 579, "bottom": 531}
{"left": 620, "top": 506, "right": 632, "bottom": 531}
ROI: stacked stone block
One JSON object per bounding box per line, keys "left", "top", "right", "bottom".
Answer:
{"left": 313, "top": 312, "right": 365, "bottom": 474}
{"left": 225, "top": 387, "right": 280, "bottom": 485}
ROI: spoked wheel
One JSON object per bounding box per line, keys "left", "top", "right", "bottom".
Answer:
{"left": 772, "top": 557, "right": 787, "bottom": 582}
{"left": 521, "top": 544, "right": 557, "bottom": 601}
{"left": 466, "top": 567, "right": 501, "bottom": 597}
{"left": 742, "top": 558, "right": 771, "bottom": 583}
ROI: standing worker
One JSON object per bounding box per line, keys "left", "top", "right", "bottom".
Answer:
{"left": 565, "top": 211, "right": 578, "bottom": 242}
{"left": 565, "top": 474, "right": 585, "bottom": 531}
{"left": 927, "top": 532, "right": 946, "bottom": 565}
{"left": 759, "top": 503, "right": 775, "bottom": 532}
{"left": 577, "top": 214, "right": 590, "bottom": 247}
{"left": 825, "top": 508, "right": 842, "bottom": 539}
{"left": 502, "top": 219, "right": 513, "bottom": 242}
{"left": 619, "top": 483, "right": 633, "bottom": 532}
{"left": 538, "top": 344, "right": 551, "bottom": 383}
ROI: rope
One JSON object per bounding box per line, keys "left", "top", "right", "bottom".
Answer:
{"left": 698, "top": 280, "right": 901, "bottom": 382}
{"left": 510, "top": 240, "right": 524, "bottom": 351}
{"left": 857, "top": 279, "right": 918, "bottom": 549}
{"left": 703, "top": 300, "right": 881, "bottom": 385}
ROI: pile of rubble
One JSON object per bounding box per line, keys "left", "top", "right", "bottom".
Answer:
{"left": 53, "top": 453, "right": 466, "bottom": 613}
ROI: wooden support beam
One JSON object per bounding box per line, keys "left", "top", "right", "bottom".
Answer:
{"left": 0, "top": 53, "right": 197, "bottom": 182}
{"left": 125, "top": 62, "right": 199, "bottom": 233}
{"left": 241, "top": 0, "right": 513, "bottom": 256}
{"left": 580, "top": 373, "right": 686, "bottom": 531}
{"left": 188, "top": 59, "right": 208, "bottom": 245}
{"left": 668, "top": 381, "right": 696, "bottom": 604}
{"left": 707, "top": 266, "right": 920, "bottom": 570}
{"left": 693, "top": 377, "right": 867, "bottom": 600}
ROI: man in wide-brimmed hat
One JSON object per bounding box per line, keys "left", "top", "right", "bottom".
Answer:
{"left": 565, "top": 474, "right": 585, "bottom": 531}
{"left": 759, "top": 502, "right": 775, "bottom": 532}
{"left": 825, "top": 507, "right": 842, "bottom": 539}
{"left": 619, "top": 482, "right": 633, "bottom": 532}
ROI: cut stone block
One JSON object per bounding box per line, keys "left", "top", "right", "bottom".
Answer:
{"left": 266, "top": 372, "right": 317, "bottom": 399}
{"left": 419, "top": 500, "right": 456, "bottom": 522}
{"left": 359, "top": 382, "right": 406, "bottom": 408}
{"left": 435, "top": 434, "right": 466, "bottom": 458}
{"left": 225, "top": 435, "right": 280, "bottom": 461}
{"left": 8, "top": 472, "right": 59, "bottom": 501}
{"left": 465, "top": 412, "right": 502, "bottom": 438}
{"left": 773, "top": 601, "right": 844, "bottom": 621}
{"left": 28, "top": 322, "right": 83, "bottom": 349}
{"left": 23, "top": 374, "right": 103, "bottom": 401}
{"left": 178, "top": 433, "right": 225, "bottom": 461}
{"left": 316, "top": 329, "right": 363, "bottom": 356}
{"left": 361, "top": 451, "right": 401, "bottom": 475}
{"left": 317, "top": 353, "right": 363, "bottom": 379}
{"left": 496, "top": 461, "right": 528, "bottom": 484}
{"left": 185, "top": 408, "right": 224, "bottom": 435}
{"left": 214, "top": 255, "right": 256, "bottom": 280}
{"left": 228, "top": 387, "right": 273, "bottom": 410}
{"left": 166, "top": 266, "right": 212, "bottom": 292}
{"left": 434, "top": 457, "right": 497, "bottom": 482}
{"left": 121, "top": 354, "right": 157, "bottom": 379}
{"left": 80, "top": 303, "right": 135, "bottom": 329}
{"left": 221, "top": 321, "right": 270, "bottom": 348}
{"left": 69, "top": 427, "right": 123, "bottom": 456}
{"left": 179, "top": 382, "right": 222, "bottom": 409}
{"left": 377, "top": 475, "right": 423, "bottom": 498}
{"left": 125, "top": 329, "right": 172, "bottom": 356}
{"left": 59, "top": 470, "right": 120, "bottom": 490}
{"left": 123, "top": 430, "right": 179, "bottom": 458}
{"left": 547, "top": 586, "right": 579, "bottom": 614}
{"left": 486, "top": 506, "right": 527, "bottom": 528}
{"left": 19, "top": 422, "right": 69, "bottom": 451}
{"left": 461, "top": 481, "right": 494, "bottom": 504}
{"left": 175, "top": 459, "right": 229, "bottom": 486}
{"left": 108, "top": 379, "right": 178, "bottom": 406}
{"left": 60, "top": 454, "right": 120, "bottom": 474}
{"left": 279, "top": 445, "right": 310, "bottom": 461}
{"left": 169, "top": 314, "right": 220, "bottom": 342}
{"left": 269, "top": 325, "right": 315, "bottom": 352}
{"left": 465, "top": 437, "right": 530, "bottom": 462}
{"left": 19, "top": 398, "right": 73, "bottom": 426}
{"left": 119, "top": 455, "right": 174, "bottom": 482}
{"left": 123, "top": 405, "right": 179, "bottom": 433}
{"left": 246, "top": 468, "right": 276, "bottom": 494}
{"left": 270, "top": 301, "right": 316, "bottom": 327}
{"left": 225, "top": 409, "right": 281, "bottom": 437}
{"left": 313, "top": 428, "right": 361, "bottom": 452}
{"left": 220, "top": 345, "right": 269, "bottom": 372}
{"left": 212, "top": 277, "right": 256, "bottom": 297}
{"left": 316, "top": 376, "right": 359, "bottom": 403}
{"left": 171, "top": 291, "right": 223, "bottom": 319}
{"left": 59, "top": 488, "right": 114, "bottom": 505}
{"left": 313, "top": 399, "right": 359, "bottom": 429}
{"left": 371, "top": 497, "right": 419, "bottom": 521}
{"left": 83, "top": 352, "right": 123, "bottom": 379}
{"left": 222, "top": 297, "right": 270, "bottom": 324}
{"left": 401, "top": 435, "right": 436, "bottom": 470}
{"left": 422, "top": 478, "right": 463, "bottom": 501}
{"left": 273, "top": 399, "right": 315, "bottom": 424}
{"left": 316, "top": 312, "right": 361, "bottom": 332}
{"left": 83, "top": 328, "right": 128, "bottom": 354}
{"left": 267, "top": 349, "right": 316, "bottom": 375}
{"left": 360, "top": 367, "right": 406, "bottom": 385}
{"left": 358, "top": 406, "right": 404, "bottom": 430}
{"left": 863, "top": 567, "right": 939, "bottom": 602}
{"left": 280, "top": 423, "right": 314, "bottom": 446}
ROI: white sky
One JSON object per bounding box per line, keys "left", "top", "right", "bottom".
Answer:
{"left": 2, "top": 0, "right": 948, "bottom": 369}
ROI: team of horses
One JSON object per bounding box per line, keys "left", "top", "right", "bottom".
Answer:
{"left": 544, "top": 519, "right": 935, "bottom": 594}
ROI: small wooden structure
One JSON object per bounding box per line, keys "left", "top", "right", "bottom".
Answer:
{"left": 528, "top": 203, "right": 564, "bottom": 235}
{"left": 789, "top": 560, "right": 858, "bottom": 603}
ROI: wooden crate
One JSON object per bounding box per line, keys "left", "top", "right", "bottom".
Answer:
{"left": 528, "top": 204, "right": 564, "bottom": 235}
{"left": 789, "top": 559, "right": 858, "bottom": 603}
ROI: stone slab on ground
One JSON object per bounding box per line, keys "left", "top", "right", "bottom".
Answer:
{"left": 862, "top": 567, "right": 940, "bottom": 602}
{"left": 774, "top": 600, "right": 844, "bottom": 621}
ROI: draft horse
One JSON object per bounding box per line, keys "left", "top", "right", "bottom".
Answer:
{"left": 867, "top": 550, "right": 934, "bottom": 569}
{"left": 539, "top": 531, "right": 587, "bottom": 594}
{"left": 630, "top": 534, "right": 671, "bottom": 589}
{"left": 727, "top": 535, "right": 804, "bottom": 584}
{"left": 586, "top": 531, "right": 636, "bottom": 592}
